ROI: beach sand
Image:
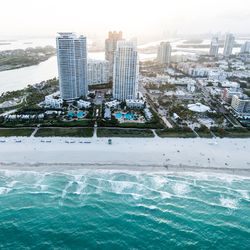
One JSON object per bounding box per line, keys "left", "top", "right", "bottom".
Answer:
{"left": 0, "top": 136, "right": 249, "bottom": 175}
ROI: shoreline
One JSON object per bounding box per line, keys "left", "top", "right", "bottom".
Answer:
{"left": 0, "top": 162, "right": 250, "bottom": 177}
{"left": 0, "top": 136, "right": 249, "bottom": 175}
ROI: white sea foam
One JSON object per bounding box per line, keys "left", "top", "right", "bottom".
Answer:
{"left": 238, "top": 190, "right": 249, "bottom": 200}
{"left": 75, "top": 181, "right": 86, "bottom": 195}
{"left": 159, "top": 190, "right": 172, "bottom": 199}
{"left": 151, "top": 175, "right": 168, "bottom": 189}
{"left": 172, "top": 183, "right": 189, "bottom": 196}
{"left": 110, "top": 180, "right": 137, "bottom": 193}
{"left": 7, "top": 180, "right": 18, "bottom": 188}
{"left": 220, "top": 197, "right": 238, "bottom": 209}
{"left": 61, "top": 181, "right": 73, "bottom": 199}
{"left": 39, "top": 184, "right": 48, "bottom": 191}
{"left": 0, "top": 187, "right": 11, "bottom": 195}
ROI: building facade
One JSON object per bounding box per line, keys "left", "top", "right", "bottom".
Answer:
{"left": 231, "top": 95, "right": 250, "bottom": 116}
{"left": 56, "top": 32, "right": 88, "bottom": 101}
{"left": 209, "top": 37, "right": 219, "bottom": 57}
{"left": 223, "top": 33, "right": 235, "bottom": 57}
{"left": 241, "top": 41, "right": 250, "bottom": 53}
{"left": 222, "top": 87, "right": 242, "bottom": 103}
{"left": 113, "top": 41, "right": 139, "bottom": 101}
{"left": 157, "top": 42, "right": 172, "bottom": 64}
{"left": 105, "top": 31, "right": 123, "bottom": 78}
{"left": 88, "top": 59, "right": 109, "bottom": 85}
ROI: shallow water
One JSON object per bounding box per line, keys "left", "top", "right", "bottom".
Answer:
{"left": 0, "top": 169, "right": 249, "bottom": 249}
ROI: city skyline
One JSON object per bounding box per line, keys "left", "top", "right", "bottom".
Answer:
{"left": 1, "top": 0, "right": 250, "bottom": 40}
{"left": 0, "top": 1, "right": 250, "bottom": 249}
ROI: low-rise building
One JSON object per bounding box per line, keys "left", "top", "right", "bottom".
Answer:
{"left": 104, "top": 108, "right": 111, "bottom": 119}
{"left": 187, "top": 82, "right": 196, "bottom": 93}
{"left": 144, "top": 108, "right": 153, "bottom": 120}
{"left": 126, "top": 99, "right": 145, "bottom": 109}
{"left": 222, "top": 87, "right": 242, "bottom": 103}
{"left": 208, "top": 70, "right": 228, "bottom": 81}
{"left": 77, "top": 100, "right": 91, "bottom": 109}
{"left": 189, "top": 68, "right": 208, "bottom": 77}
{"left": 231, "top": 95, "right": 250, "bottom": 117}
{"left": 105, "top": 100, "right": 120, "bottom": 109}
{"left": 44, "top": 93, "right": 63, "bottom": 108}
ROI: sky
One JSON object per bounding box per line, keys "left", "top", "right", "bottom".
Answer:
{"left": 1, "top": 0, "right": 250, "bottom": 39}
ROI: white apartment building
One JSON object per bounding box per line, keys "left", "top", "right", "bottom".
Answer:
{"left": 56, "top": 32, "right": 88, "bottom": 101}
{"left": 88, "top": 59, "right": 109, "bottom": 85}
{"left": 44, "top": 95, "right": 63, "bottom": 108}
{"left": 223, "top": 33, "right": 235, "bottom": 57}
{"left": 241, "top": 41, "right": 250, "bottom": 53}
{"left": 157, "top": 42, "right": 172, "bottom": 64}
{"left": 113, "top": 41, "right": 139, "bottom": 101}
{"left": 77, "top": 100, "right": 91, "bottom": 109}
{"left": 126, "top": 99, "right": 145, "bottom": 109}
{"left": 222, "top": 87, "right": 242, "bottom": 103}
{"left": 231, "top": 95, "right": 250, "bottom": 116}
{"left": 209, "top": 37, "right": 219, "bottom": 57}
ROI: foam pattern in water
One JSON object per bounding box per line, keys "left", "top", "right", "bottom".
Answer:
{"left": 0, "top": 169, "right": 249, "bottom": 249}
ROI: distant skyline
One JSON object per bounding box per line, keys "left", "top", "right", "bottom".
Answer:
{"left": 1, "top": 0, "right": 250, "bottom": 40}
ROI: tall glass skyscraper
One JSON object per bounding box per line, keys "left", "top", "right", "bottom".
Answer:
{"left": 56, "top": 33, "right": 88, "bottom": 101}
{"left": 157, "top": 42, "right": 172, "bottom": 64}
{"left": 105, "top": 31, "right": 124, "bottom": 78}
{"left": 223, "top": 33, "right": 235, "bottom": 57}
{"left": 113, "top": 41, "right": 139, "bottom": 101}
{"left": 209, "top": 37, "right": 219, "bottom": 57}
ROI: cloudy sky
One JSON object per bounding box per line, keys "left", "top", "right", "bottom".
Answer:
{"left": 1, "top": 0, "right": 250, "bottom": 38}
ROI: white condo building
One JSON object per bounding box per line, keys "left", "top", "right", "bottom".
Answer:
{"left": 231, "top": 95, "right": 250, "bottom": 117}
{"left": 113, "top": 41, "right": 139, "bottom": 101}
{"left": 56, "top": 32, "right": 88, "bottom": 101}
{"left": 223, "top": 33, "right": 235, "bottom": 57}
{"left": 157, "top": 42, "right": 172, "bottom": 64}
{"left": 241, "top": 41, "right": 250, "bottom": 53}
{"left": 209, "top": 37, "right": 219, "bottom": 57}
{"left": 88, "top": 59, "right": 109, "bottom": 85}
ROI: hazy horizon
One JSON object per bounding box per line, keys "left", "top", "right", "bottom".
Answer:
{"left": 1, "top": 0, "right": 250, "bottom": 41}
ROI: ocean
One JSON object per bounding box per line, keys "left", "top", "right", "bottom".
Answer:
{"left": 0, "top": 169, "right": 249, "bottom": 249}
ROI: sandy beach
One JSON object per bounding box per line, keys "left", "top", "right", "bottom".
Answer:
{"left": 0, "top": 136, "right": 249, "bottom": 174}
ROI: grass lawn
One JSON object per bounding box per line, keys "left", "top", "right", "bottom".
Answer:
{"left": 0, "top": 128, "right": 34, "bottom": 137}
{"left": 196, "top": 132, "right": 213, "bottom": 138}
{"left": 35, "top": 128, "right": 94, "bottom": 137}
{"left": 97, "top": 128, "right": 154, "bottom": 138}
{"left": 118, "top": 122, "right": 163, "bottom": 129}
{"left": 212, "top": 130, "right": 250, "bottom": 138}
{"left": 41, "top": 119, "right": 94, "bottom": 127}
{"left": 156, "top": 129, "right": 196, "bottom": 138}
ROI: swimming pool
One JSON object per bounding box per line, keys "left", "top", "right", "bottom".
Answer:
{"left": 77, "top": 111, "right": 85, "bottom": 118}
{"left": 115, "top": 112, "right": 135, "bottom": 120}
{"left": 68, "top": 111, "right": 76, "bottom": 118}
{"left": 115, "top": 113, "right": 122, "bottom": 119}
{"left": 68, "top": 111, "right": 85, "bottom": 119}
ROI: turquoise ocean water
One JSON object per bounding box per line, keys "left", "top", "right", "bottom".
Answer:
{"left": 0, "top": 169, "right": 249, "bottom": 249}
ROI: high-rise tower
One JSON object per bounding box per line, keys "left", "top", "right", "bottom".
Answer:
{"left": 157, "top": 42, "right": 172, "bottom": 64}
{"left": 56, "top": 32, "right": 88, "bottom": 100}
{"left": 113, "top": 41, "right": 139, "bottom": 101}
{"left": 105, "top": 31, "right": 123, "bottom": 78}
{"left": 223, "top": 33, "right": 235, "bottom": 57}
